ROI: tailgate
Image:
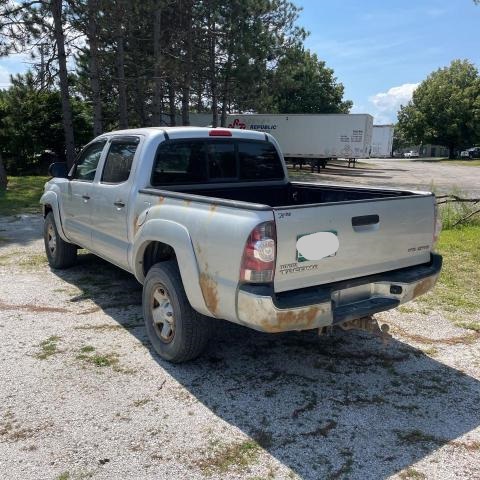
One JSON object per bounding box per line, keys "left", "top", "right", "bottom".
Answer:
{"left": 273, "top": 194, "right": 435, "bottom": 293}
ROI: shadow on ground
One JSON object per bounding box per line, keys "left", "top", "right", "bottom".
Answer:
{"left": 53, "top": 253, "right": 480, "bottom": 480}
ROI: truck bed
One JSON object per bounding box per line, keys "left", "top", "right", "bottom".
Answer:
{"left": 168, "top": 181, "right": 421, "bottom": 208}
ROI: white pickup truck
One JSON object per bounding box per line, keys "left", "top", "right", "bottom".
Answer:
{"left": 41, "top": 127, "right": 442, "bottom": 362}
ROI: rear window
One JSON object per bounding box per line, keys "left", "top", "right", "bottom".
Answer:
{"left": 151, "top": 139, "right": 283, "bottom": 186}
{"left": 238, "top": 141, "right": 284, "bottom": 181}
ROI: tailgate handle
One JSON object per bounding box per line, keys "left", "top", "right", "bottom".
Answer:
{"left": 352, "top": 214, "right": 379, "bottom": 227}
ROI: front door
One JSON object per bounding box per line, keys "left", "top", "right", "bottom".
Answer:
{"left": 90, "top": 136, "right": 140, "bottom": 269}
{"left": 61, "top": 139, "right": 107, "bottom": 248}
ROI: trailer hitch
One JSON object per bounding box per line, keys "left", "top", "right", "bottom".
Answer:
{"left": 336, "top": 316, "right": 392, "bottom": 345}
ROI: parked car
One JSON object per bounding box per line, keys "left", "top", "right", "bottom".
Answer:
{"left": 41, "top": 127, "right": 442, "bottom": 362}
{"left": 461, "top": 147, "right": 480, "bottom": 159}
{"left": 404, "top": 150, "right": 419, "bottom": 158}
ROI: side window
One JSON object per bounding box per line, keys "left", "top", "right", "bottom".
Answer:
{"left": 152, "top": 141, "right": 207, "bottom": 185}
{"left": 73, "top": 140, "right": 107, "bottom": 181}
{"left": 101, "top": 137, "right": 139, "bottom": 184}
{"left": 206, "top": 143, "right": 236, "bottom": 179}
{"left": 238, "top": 141, "right": 284, "bottom": 181}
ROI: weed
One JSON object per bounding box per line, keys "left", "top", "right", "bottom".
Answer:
{"left": 396, "top": 429, "right": 443, "bottom": 445}
{"left": 399, "top": 467, "right": 427, "bottom": 479}
{"left": 263, "top": 389, "right": 277, "bottom": 398}
{"left": 197, "top": 439, "right": 261, "bottom": 475}
{"left": 35, "top": 336, "right": 61, "bottom": 360}
{"left": 79, "top": 345, "right": 95, "bottom": 353}
{"left": 76, "top": 349, "right": 119, "bottom": 368}
{"left": 19, "top": 254, "right": 47, "bottom": 267}
{"left": 422, "top": 346, "right": 438, "bottom": 356}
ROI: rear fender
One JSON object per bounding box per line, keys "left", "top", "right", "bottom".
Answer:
{"left": 131, "top": 219, "right": 210, "bottom": 316}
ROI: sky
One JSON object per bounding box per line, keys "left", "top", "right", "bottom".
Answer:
{"left": 298, "top": 0, "right": 480, "bottom": 123}
{"left": 0, "top": 1, "right": 479, "bottom": 124}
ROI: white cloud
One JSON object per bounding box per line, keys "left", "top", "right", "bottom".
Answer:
{"left": 368, "top": 83, "right": 419, "bottom": 123}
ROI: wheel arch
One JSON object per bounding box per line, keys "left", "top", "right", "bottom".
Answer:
{"left": 131, "top": 219, "right": 211, "bottom": 316}
{"left": 40, "top": 191, "right": 69, "bottom": 242}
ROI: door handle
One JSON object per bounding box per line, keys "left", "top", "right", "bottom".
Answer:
{"left": 82, "top": 195, "right": 90, "bottom": 201}
{"left": 114, "top": 200, "right": 125, "bottom": 208}
{"left": 352, "top": 214, "right": 379, "bottom": 232}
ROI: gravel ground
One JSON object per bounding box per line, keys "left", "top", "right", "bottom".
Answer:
{"left": 290, "top": 158, "right": 480, "bottom": 196}
{"left": 1, "top": 214, "right": 479, "bottom": 480}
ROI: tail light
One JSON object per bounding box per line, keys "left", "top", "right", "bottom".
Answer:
{"left": 433, "top": 199, "right": 442, "bottom": 248}
{"left": 240, "top": 221, "right": 276, "bottom": 283}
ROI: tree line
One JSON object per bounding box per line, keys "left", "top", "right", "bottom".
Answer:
{"left": 395, "top": 59, "right": 480, "bottom": 159}
{"left": 0, "top": 0, "right": 352, "bottom": 176}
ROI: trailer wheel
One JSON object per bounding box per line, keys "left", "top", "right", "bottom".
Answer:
{"left": 143, "top": 260, "right": 212, "bottom": 363}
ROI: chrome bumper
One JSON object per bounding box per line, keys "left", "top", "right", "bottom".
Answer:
{"left": 236, "top": 254, "right": 442, "bottom": 333}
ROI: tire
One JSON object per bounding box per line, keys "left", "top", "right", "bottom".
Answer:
{"left": 43, "top": 211, "right": 77, "bottom": 269}
{"left": 143, "top": 260, "right": 212, "bottom": 363}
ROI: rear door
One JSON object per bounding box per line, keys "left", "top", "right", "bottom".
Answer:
{"left": 273, "top": 194, "right": 435, "bottom": 293}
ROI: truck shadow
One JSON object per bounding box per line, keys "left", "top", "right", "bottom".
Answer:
{"left": 54, "top": 253, "right": 480, "bottom": 480}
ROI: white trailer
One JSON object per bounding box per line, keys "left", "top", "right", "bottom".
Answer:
{"left": 371, "top": 125, "right": 394, "bottom": 158}
{"left": 226, "top": 113, "right": 373, "bottom": 170}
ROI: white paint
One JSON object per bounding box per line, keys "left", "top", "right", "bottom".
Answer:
{"left": 296, "top": 232, "right": 339, "bottom": 261}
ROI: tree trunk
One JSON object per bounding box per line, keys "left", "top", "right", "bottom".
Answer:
{"left": 449, "top": 144, "right": 455, "bottom": 159}
{"left": 220, "top": 52, "right": 232, "bottom": 127}
{"left": 0, "top": 152, "right": 7, "bottom": 191}
{"left": 196, "top": 83, "right": 203, "bottom": 112}
{"left": 168, "top": 77, "right": 176, "bottom": 126}
{"left": 51, "top": 0, "right": 76, "bottom": 168}
{"left": 181, "top": 0, "right": 193, "bottom": 126}
{"left": 115, "top": 16, "right": 128, "bottom": 129}
{"left": 208, "top": 6, "right": 218, "bottom": 127}
{"left": 87, "top": 0, "right": 103, "bottom": 136}
{"left": 152, "top": 0, "right": 163, "bottom": 126}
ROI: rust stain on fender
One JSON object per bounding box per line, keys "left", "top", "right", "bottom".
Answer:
{"left": 133, "top": 214, "right": 139, "bottom": 236}
{"left": 413, "top": 276, "right": 437, "bottom": 299}
{"left": 199, "top": 272, "right": 219, "bottom": 316}
{"left": 157, "top": 196, "right": 165, "bottom": 205}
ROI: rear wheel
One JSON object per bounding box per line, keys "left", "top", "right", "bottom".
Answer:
{"left": 143, "top": 260, "right": 212, "bottom": 363}
{"left": 43, "top": 212, "right": 77, "bottom": 269}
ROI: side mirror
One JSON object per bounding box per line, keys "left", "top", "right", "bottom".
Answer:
{"left": 48, "top": 162, "right": 69, "bottom": 178}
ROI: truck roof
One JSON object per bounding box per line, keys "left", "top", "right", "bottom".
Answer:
{"left": 105, "top": 126, "right": 269, "bottom": 141}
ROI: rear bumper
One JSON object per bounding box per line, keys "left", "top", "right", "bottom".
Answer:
{"left": 236, "top": 253, "right": 442, "bottom": 333}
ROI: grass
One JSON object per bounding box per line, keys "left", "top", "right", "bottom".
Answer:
{"left": 417, "top": 226, "right": 480, "bottom": 316}
{"left": 0, "top": 176, "right": 49, "bottom": 216}
{"left": 439, "top": 193, "right": 480, "bottom": 230}
{"left": 35, "top": 336, "right": 61, "bottom": 360}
